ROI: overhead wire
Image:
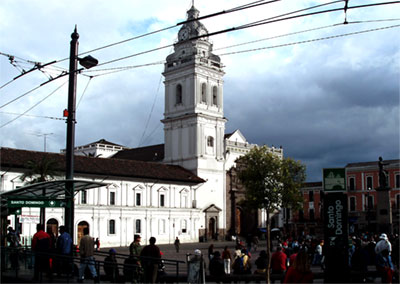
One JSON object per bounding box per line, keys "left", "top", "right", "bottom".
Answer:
{"left": 0, "top": 112, "right": 66, "bottom": 121}
{"left": 57, "top": 0, "right": 282, "bottom": 63}
{"left": 0, "top": 80, "right": 68, "bottom": 128}
{"left": 217, "top": 24, "right": 400, "bottom": 56}
{"left": 214, "top": 17, "right": 400, "bottom": 51}
{"left": 76, "top": 76, "right": 94, "bottom": 109}
{"left": 92, "top": 1, "right": 397, "bottom": 69}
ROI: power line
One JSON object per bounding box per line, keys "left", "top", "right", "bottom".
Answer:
{"left": 57, "top": 0, "right": 282, "bottom": 63}
{"left": 214, "top": 17, "right": 400, "bottom": 51}
{"left": 0, "top": 111, "right": 66, "bottom": 121}
{"left": 76, "top": 76, "right": 93, "bottom": 109}
{"left": 217, "top": 24, "right": 400, "bottom": 56}
{"left": 0, "top": 80, "right": 68, "bottom": 128}
{"left": 93, "top": 1, "right": 396, "bottom": 68}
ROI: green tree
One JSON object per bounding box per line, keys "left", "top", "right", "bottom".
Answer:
{"left": 20, "top": 157, "right": 58, "bottom": 184}
{"left": 235, "top": 146, "right": 306, "bottom": 283}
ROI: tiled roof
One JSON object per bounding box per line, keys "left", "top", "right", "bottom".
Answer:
{"left": 346, "top": 159, "right": 399, "bottom": 168}
{"left": 0, "top": 147, "right": 204, "bottom": 184}
{"left": 112, "top": 144, "right": 164, "bottom": 162}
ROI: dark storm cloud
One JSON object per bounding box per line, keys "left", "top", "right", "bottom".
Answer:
{"left": 224, "top": 36, "right": 399, "bottom": 181}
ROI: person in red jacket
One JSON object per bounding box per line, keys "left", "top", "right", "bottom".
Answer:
{"left": 283, "top": 249, "right": 314, "bottom": 283}
{"left": 271, "top": 244, "right": 287, "bottom": 274}
{"left": 32, "top": 224, "right": 51, "bottom": 280}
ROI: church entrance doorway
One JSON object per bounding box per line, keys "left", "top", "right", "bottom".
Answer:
{"left": 208, "top": 217, "right": 216, "bottom": 240}
{"left": 77, "top": 221, "right": 89, "bottom": 245}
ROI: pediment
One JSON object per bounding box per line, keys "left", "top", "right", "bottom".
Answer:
{"left": 203, "top": 204, "right": 222, "bottom": 213}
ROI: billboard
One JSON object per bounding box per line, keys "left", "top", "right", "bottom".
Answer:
{"left": 323, "top": 168, "right": 346, "bottom": 192}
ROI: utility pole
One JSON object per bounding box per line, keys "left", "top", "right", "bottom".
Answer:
{"left": 64, "top": 27, "right": 98, "bottom": 246}
{"left": 65, "top": 26, "right": 79, "bottom": 245}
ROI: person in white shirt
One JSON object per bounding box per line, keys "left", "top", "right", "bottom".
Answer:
{"left": 375, "top": 233, "right": 392, "bottom": 255}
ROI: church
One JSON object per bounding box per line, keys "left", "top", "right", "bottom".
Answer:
{"left": 0, "top": 5, "right": 283, "bottom": 247}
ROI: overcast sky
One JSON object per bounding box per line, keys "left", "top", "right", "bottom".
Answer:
{"left": 1, "top": 0, "right": 399, "bottom": 181}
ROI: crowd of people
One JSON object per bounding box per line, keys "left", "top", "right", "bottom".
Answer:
{"left": 203, "top": 232, "right": 399, "bottom": 283}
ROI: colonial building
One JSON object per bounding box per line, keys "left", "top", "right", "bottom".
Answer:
{"left": 290, "top": 159, "right": 400, "bottom": 238}
{"left": 1, "top": 5, "right": 282, "bottom": 247}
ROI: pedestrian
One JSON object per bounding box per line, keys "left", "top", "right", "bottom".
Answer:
{"left": 221, "top": 246, "right": 232, "bottom": 275}
{"left": 104, "top": 248, "right": 119, "bottom": 282}
{"left": 95, "top": 238, "right": 100, "bottom": 251}
{"left": 312, "top": 240, "right": 323, "bottom": 266}
{"left": 32, "top": 224, "right": 51, "bottom": 281}
{"left": 270, "top": 244, "right": 287, "bottom": 278}
{"left": 351, "top": 238, "right": 369, "bottom": 283}
{"left": 254, "top": 250, "right": 268, "bottom": 275}
{"left": 6, "top": 227, "right": 20, "bottom": 269}
{"left": 252, "top": 235, "right": 259, "bottom": 252}
{"left": 376, "top": 248, "right": 395, "bottom": 283}
{"left": 375, "top": 233, "right": 392, "bottom": 255}
{"left": 209, "top": 251, "right": 225, "bottom": 281}
{"left": 283, "top": 249, "right": 313, "bottom": 283}
{"left": 208, "top": 244, "right": 215, "bottom": 261}
{"left": 55, "top": 225, "right": 72, "bottom": 275}
{"left": 246, "top": 234, "right": 252, "bottom": 252}
{"left": 188, "top": 249, "right": 206, "bottom": 284}
{"left": 78, "top": 227, "right": 98, "bottom": 283}
{"left": 174, "top": 236, "right": 180, "bottom": 253}
{"left": 140, "top": 237, "right": 161, "bottom": 283}
{"left": 129, "top": 234, "right": 142, "bottom": 256}
{"left": 127, "top": 234, "right": 143, "bottom": 282}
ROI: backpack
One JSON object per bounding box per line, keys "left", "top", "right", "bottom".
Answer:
{"left": 233, "top": 256, "right": 244, "bottom": 273}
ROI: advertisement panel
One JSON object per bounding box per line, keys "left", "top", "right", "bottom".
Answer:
{"left": 323, "top": 192, "right": 349, "bottom": 282}
{"left": 323, "top": 168, "right": 346, "bottom": 192}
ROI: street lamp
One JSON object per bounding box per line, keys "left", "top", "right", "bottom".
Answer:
{"left": 65, "top": 26, "right": 98, "bottom": 245}
{"left": 366, "top": 187, "right": 371, "bottom": 231}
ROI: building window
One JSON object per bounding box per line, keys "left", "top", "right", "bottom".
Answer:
{"left": 396, "top": 194, "right": 400, "bottom": 209}
{"left": 182, "top": 219, "right": 187, "bottom": 233}
{"left": 135, "top": 219, "right": 141, "bottom": 234}
{"left": 396, "top": 174, "right": 400, "bottom": 188}
{"left": 160, "top": 194, "right": 165, "bottom": 207}
{"left": 309, "top": 191, "right": 314, "bottom": 202}
{"left": 81, "top": 190, "right": 87, "bottom": 204}
{"left": 182, "top": 195, "right": 188, "bottom": 208}
{"left": 110, "top": 192, "right": 115, "bottom": 205}
{"left": 366, "top": 176, "right": 373, "bottom": 190}
{"left": 207, "top": 136, "right": 214, "bottom": 147}
{"left": 136, "top": 193, "right": 141, "bottom": 206}
{"left": 299, "top": 210, "right": 304, "bottom": 221}
{"left": 109, "top": 220, "right": 116, "bottom": 234}
{"left": 309, "top": 209, "right": 315, "bottom": 221}
{"left": 212, "top": 86, "right": 218, "bottom": 105}
{"left": 176, "top": 84, "right": 182, "bottom": 105}
{"left": 349, "top": 196, "right": 356, "bottom": 212}
{"left": 159, "top": 219, "right": 166, "bottom": 234}
{"left": 365, "top": 195, "right": 374, "bottom": 210}
{"left": 349, "top": 177, "right": 355, "bottom": 191}
{"left": 201, "top": 83, "right": 207, "bottom": 103}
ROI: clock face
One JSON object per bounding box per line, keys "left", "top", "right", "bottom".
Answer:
{"left": 179, "top": 28, "right": 189, "bottom": 41}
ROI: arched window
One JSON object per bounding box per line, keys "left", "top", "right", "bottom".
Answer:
{"left": 201, "top": 83, "right": 207, "bottom": 103}
{"left": 176, "top": 84, "right": 182, "bottom": 105}
{"left": 212, "top": 86, "right": 218, "bottom": 105}
{"left": 349, "top": 196, "right": 356, "bottom": 212}
{"left": 207, "top": 136, "right": 214, "bottom": 147}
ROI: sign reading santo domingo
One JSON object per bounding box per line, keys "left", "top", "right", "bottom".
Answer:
{"left": 323, "top": 168, "right": 346, "bottom": 192}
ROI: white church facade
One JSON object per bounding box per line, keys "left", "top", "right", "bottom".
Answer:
{"left": 0, "top": 5, "right": 283, "bottom": 247}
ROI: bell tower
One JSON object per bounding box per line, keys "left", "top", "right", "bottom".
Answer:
{"left": 162, "top": 5, "right": 226, "bottom": 175}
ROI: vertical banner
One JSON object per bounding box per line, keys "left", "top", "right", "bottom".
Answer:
{"left": 324, "top": 192, "right": 349, "bottom": 283}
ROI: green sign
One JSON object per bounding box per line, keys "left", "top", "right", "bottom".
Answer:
{"left": 8, "top": 208, "right": 21, "bottom": 215}
{"left": 323, "top": 168, "right": 346, "bottom": 192}
{"left": 8, "top": 199, "right": 66, "bottom": 208}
